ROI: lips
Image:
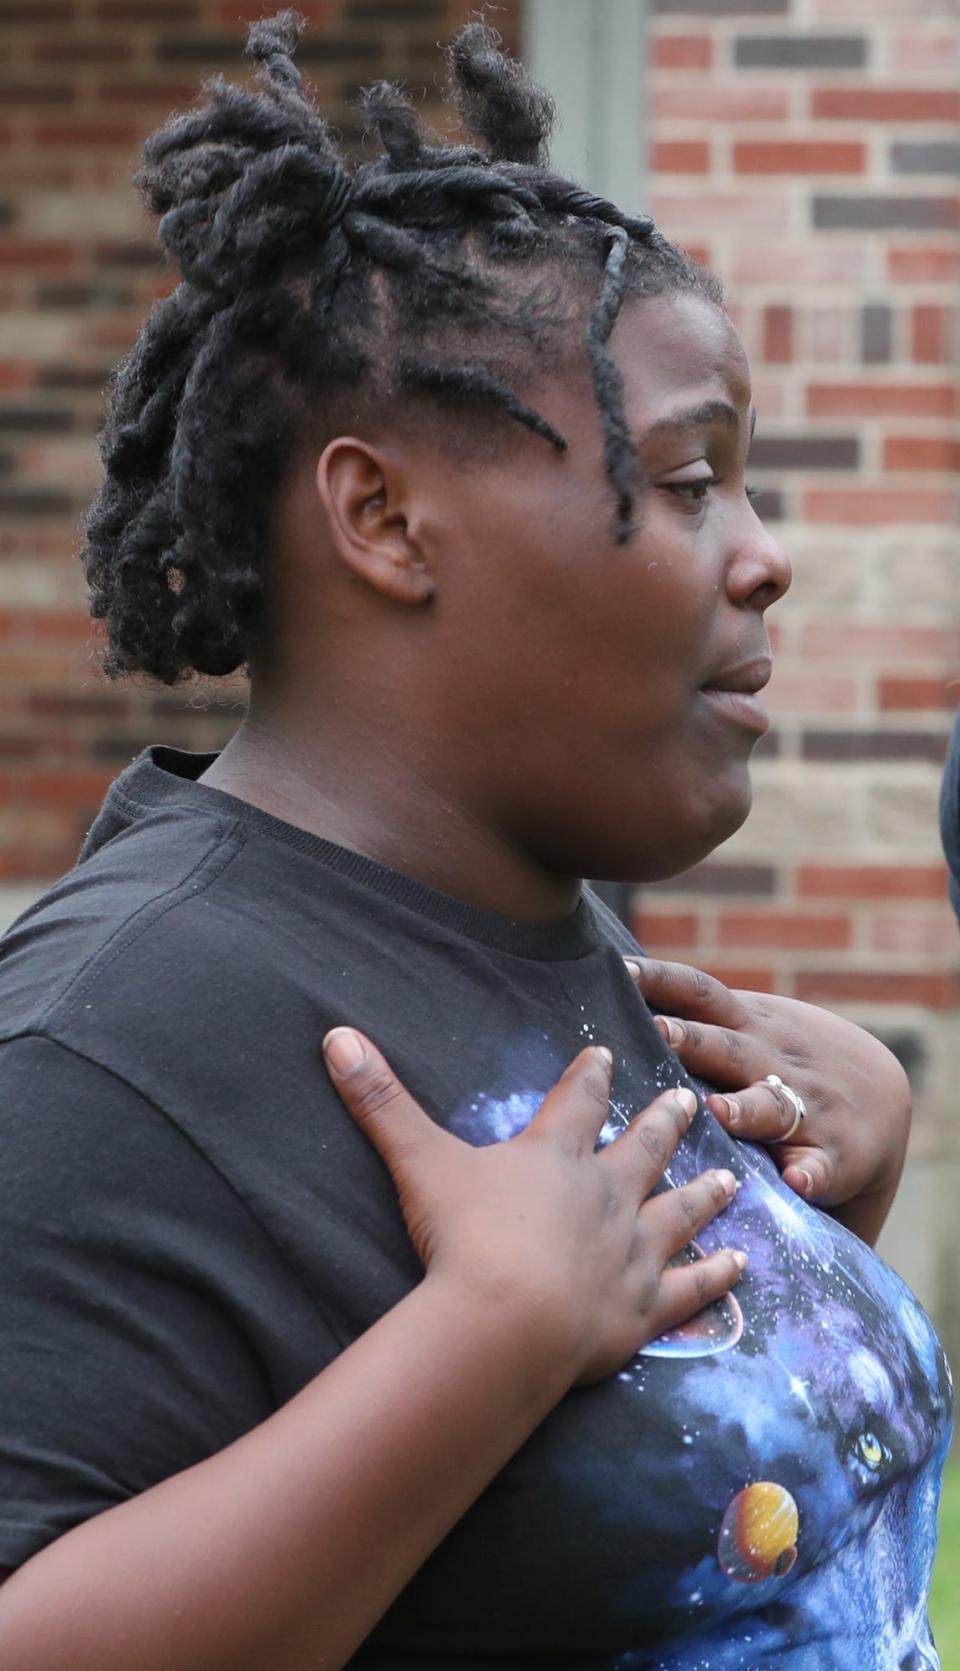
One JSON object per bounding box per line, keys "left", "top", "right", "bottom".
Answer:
{"left": 700, "top": 656, "right": 773, "bottom": 735}
{"left": 701, "top": 656, "right": 773, "bottom": 698}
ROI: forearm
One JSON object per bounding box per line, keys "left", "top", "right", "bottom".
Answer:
{"left": 0, "top": 1273, "right": 572, "bottom": 1671}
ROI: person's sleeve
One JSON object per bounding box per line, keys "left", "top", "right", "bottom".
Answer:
{"left": 0, "top": 1033, "right": 281, "bottom": 1570}
{"left": 941, "top": 706, "right": 960, "bottom": 924}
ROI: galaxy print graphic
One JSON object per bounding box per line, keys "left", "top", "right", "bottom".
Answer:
{"left": 449, "top": 1028, "right": 954, "bottom": 1671}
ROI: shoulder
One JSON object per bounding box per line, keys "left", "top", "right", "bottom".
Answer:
{"left": 0, "top": 793, "right": 249, "bottom": 1044}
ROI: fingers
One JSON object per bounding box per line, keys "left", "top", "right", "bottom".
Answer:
{"left": 323, "top": 1027, "right": 453, "bottom": 1179}
{"left": 778, "top": 1146, "right": 835, "bottom": 1203}
{"left": 624, "top": 956, "right": 749, "bottom": 1028}
{"left": 642, "top": 1167, "right": 739, "bottom": 1258}
{"left": 526, "top": 1045, "right": 615, "bottom": 1153}
{"left": 601, "top": 1084, "right": 699, "bottom": 1189}
{"left": 651, "top": 1014, "right": 765, "bottom": 1093}
{"left": 706, "top": 1076, "right": 805, "bottom": 1144}
{"left": 656, "top": 1246, "right": 747, "bottom": 1330}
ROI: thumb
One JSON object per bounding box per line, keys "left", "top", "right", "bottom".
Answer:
{"left": 323, "top": 1026, "right": 449, "bottom": 1181}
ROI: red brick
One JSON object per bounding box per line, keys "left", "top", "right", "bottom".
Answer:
{"left": 734, "top": 141, "right": 864, "bottom": 175}
{"left": 0, "top": 771, "right": 113, "bottom": 806}
{"left": 653, "top": 87, "right": 789, "bottom": 124}
{"left": 98, "top": 81, "right": 198, "bottom": 106}
{"left": 96, "top": 0, "right": 198, "bottom": 16}
{"left": 0, "top": 242, "right": 75, "bottom": 269}
{"left": 631, "top": 912, "right": 699, "bottom": 949}
{"left": 652, "top": 141, "right": 710, "bottom": 175}
{"left": 797, "top": 864, "right": 949, "bottom": 901}
{"left": 804, "top": 487, "right": 958, "bottom": 524}
{"left": 883, "top": 436, "right": 960, "bottom": 472}
{"left": 872, "top": 915, "right": 960, "bottom": 956}
{"left": 215, "top": 0, "right": 328, "bottom": 17}
{"left": 651, "top": 35, "right": 712, "bottom": 71}
{"left": 762, "top": 305, "right": 792, "bottom": 364}
{"left": 912, "top": 304, "right": 949, "bottom": 364}
{"left": 697, "top": 965, "right": 777, "bottom": 995}
{"left": 878, "top": 678, "right": 959, "bottom": 712}
{"left": 807, "top": 382, "right": 957, "bottom": 418}
{"left": 718, "top": 912, "right": 851, "bottom": 951}
{"left": 812, "top": 88, "right": 960, "bottom": 122}
{"left": 34, "top": 122, "right": 139, "bottom": 147}
{"left": 0, "top": 612, "right": 91, "bottom": 641}
{"left": 888, "top": 246, "right": 960, "bottom": 284}
{"left": 0, "top": 366, "right": 35, "bottom": 392}
{"left": 34, "top": 40, "right": 133, "bottom": 63}
{"left": 795, "top": 971, "right": 959, "bottom": 1008}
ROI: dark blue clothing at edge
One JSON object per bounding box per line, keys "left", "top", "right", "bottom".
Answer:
{"left": 0, "top": 747, "right": 951, "bottom": 1670}
{"left": 942, "top": 706, "right": 960, "bottom": 922}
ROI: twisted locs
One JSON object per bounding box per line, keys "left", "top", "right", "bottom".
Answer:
{"left": 82, "top": 12, "right": 718, "bottom": 684}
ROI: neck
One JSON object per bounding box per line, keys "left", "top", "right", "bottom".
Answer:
{"left": 201, "top": 705, "right": 582, "bottom": 924}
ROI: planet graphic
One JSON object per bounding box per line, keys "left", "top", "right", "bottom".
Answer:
{"left": 640, "top": 1240, "right": 745, "bottom": 1359}
{"left": 717, "top": 1482, "right": 799, "bottom": 1584}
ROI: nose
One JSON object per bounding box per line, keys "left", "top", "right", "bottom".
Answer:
{"left": 726, "top": 504, "right": 792, "bottom": 612}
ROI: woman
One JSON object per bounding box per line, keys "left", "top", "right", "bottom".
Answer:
{"left": 0, "top": 14, "right": 950, "bottom": 1668}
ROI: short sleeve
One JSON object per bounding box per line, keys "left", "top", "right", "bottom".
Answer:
{"left": 0, "top": 1034, "right": 281, "bottom": 1568}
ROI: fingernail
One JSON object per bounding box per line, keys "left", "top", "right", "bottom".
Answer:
{"left": 716, "top": 1169, "right": 738, "bottom": 1198}
{"left": 596, "top": 1045, "right": 613, "bottom": 1067}
{"left": 796, "top": 1169, "right": 813, "bottom": 1195}
{"left": 323, "top": 1027, "right": 366, "bottom": 1075}
{"left": 675, "top": 1087, "right": 697, "bottom": 1121}
{"left": 722, "top": 1095, "right": 741, "bottom": 1129}
{"left": 624, "top": 958, "right": 642, "bottom": 978}
{"left": 664, "top": 1017, "right": 685, "bottom": 1047}
{"left": 733, "top": 1251, "right": 748, "bottom": 1272}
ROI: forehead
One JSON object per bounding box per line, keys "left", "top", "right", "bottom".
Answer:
{"left": 615, "top": 293, "right": 752, "bottom": 431}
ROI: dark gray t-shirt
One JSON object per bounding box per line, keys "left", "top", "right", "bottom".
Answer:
{"left": 0, "top": 748, "right": 951, "bottom": 1669}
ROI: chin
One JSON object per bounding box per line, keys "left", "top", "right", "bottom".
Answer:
{"left": 629, "top": 774, "right": 754, "bottom": 887}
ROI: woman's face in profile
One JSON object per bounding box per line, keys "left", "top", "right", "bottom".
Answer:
{"left": 422, "top": 290, "right": 793, "bottom": 887}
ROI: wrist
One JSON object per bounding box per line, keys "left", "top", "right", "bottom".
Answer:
{"left": 419, "top": 1264, "right": 583, "bottom": 1404}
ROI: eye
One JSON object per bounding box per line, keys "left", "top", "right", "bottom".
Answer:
{"left": 745, "top": 485, "right": 764, "bottom": 502}
{"left": 853, "top": 1430, "right": 893, "bottom": 1473}
{"left": 663, "top": 475, "right": 715, "bottom": 506}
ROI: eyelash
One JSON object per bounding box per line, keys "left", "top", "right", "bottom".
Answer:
{"left": 664, "top": 477, "right": 763, "bottom": 506}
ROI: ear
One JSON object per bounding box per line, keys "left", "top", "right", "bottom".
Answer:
{"left": 314, "top": 436, "right": 437, "bottom": 606}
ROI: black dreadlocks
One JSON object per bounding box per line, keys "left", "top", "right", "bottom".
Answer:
{"left": 82, "top": 11, "right": 718, "bottom": 686}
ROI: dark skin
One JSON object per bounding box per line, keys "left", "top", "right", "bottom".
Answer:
{"left": 204, "top": 292, "right": 789, "bottom": 911}
{"left": 0, "top": 292, "right": 909, "bottom": 1665}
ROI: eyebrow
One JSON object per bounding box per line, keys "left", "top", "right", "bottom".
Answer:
{"left": 638, "top": 400, "right": 758, "bottom": 445}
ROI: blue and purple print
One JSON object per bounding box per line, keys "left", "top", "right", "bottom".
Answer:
{"left": 449, "top": 1030, "right": 954, "bottom": 1670}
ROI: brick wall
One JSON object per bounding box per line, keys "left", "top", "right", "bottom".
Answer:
{"left": 642, "top": 0, "right": 960, "bottom": 1159}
